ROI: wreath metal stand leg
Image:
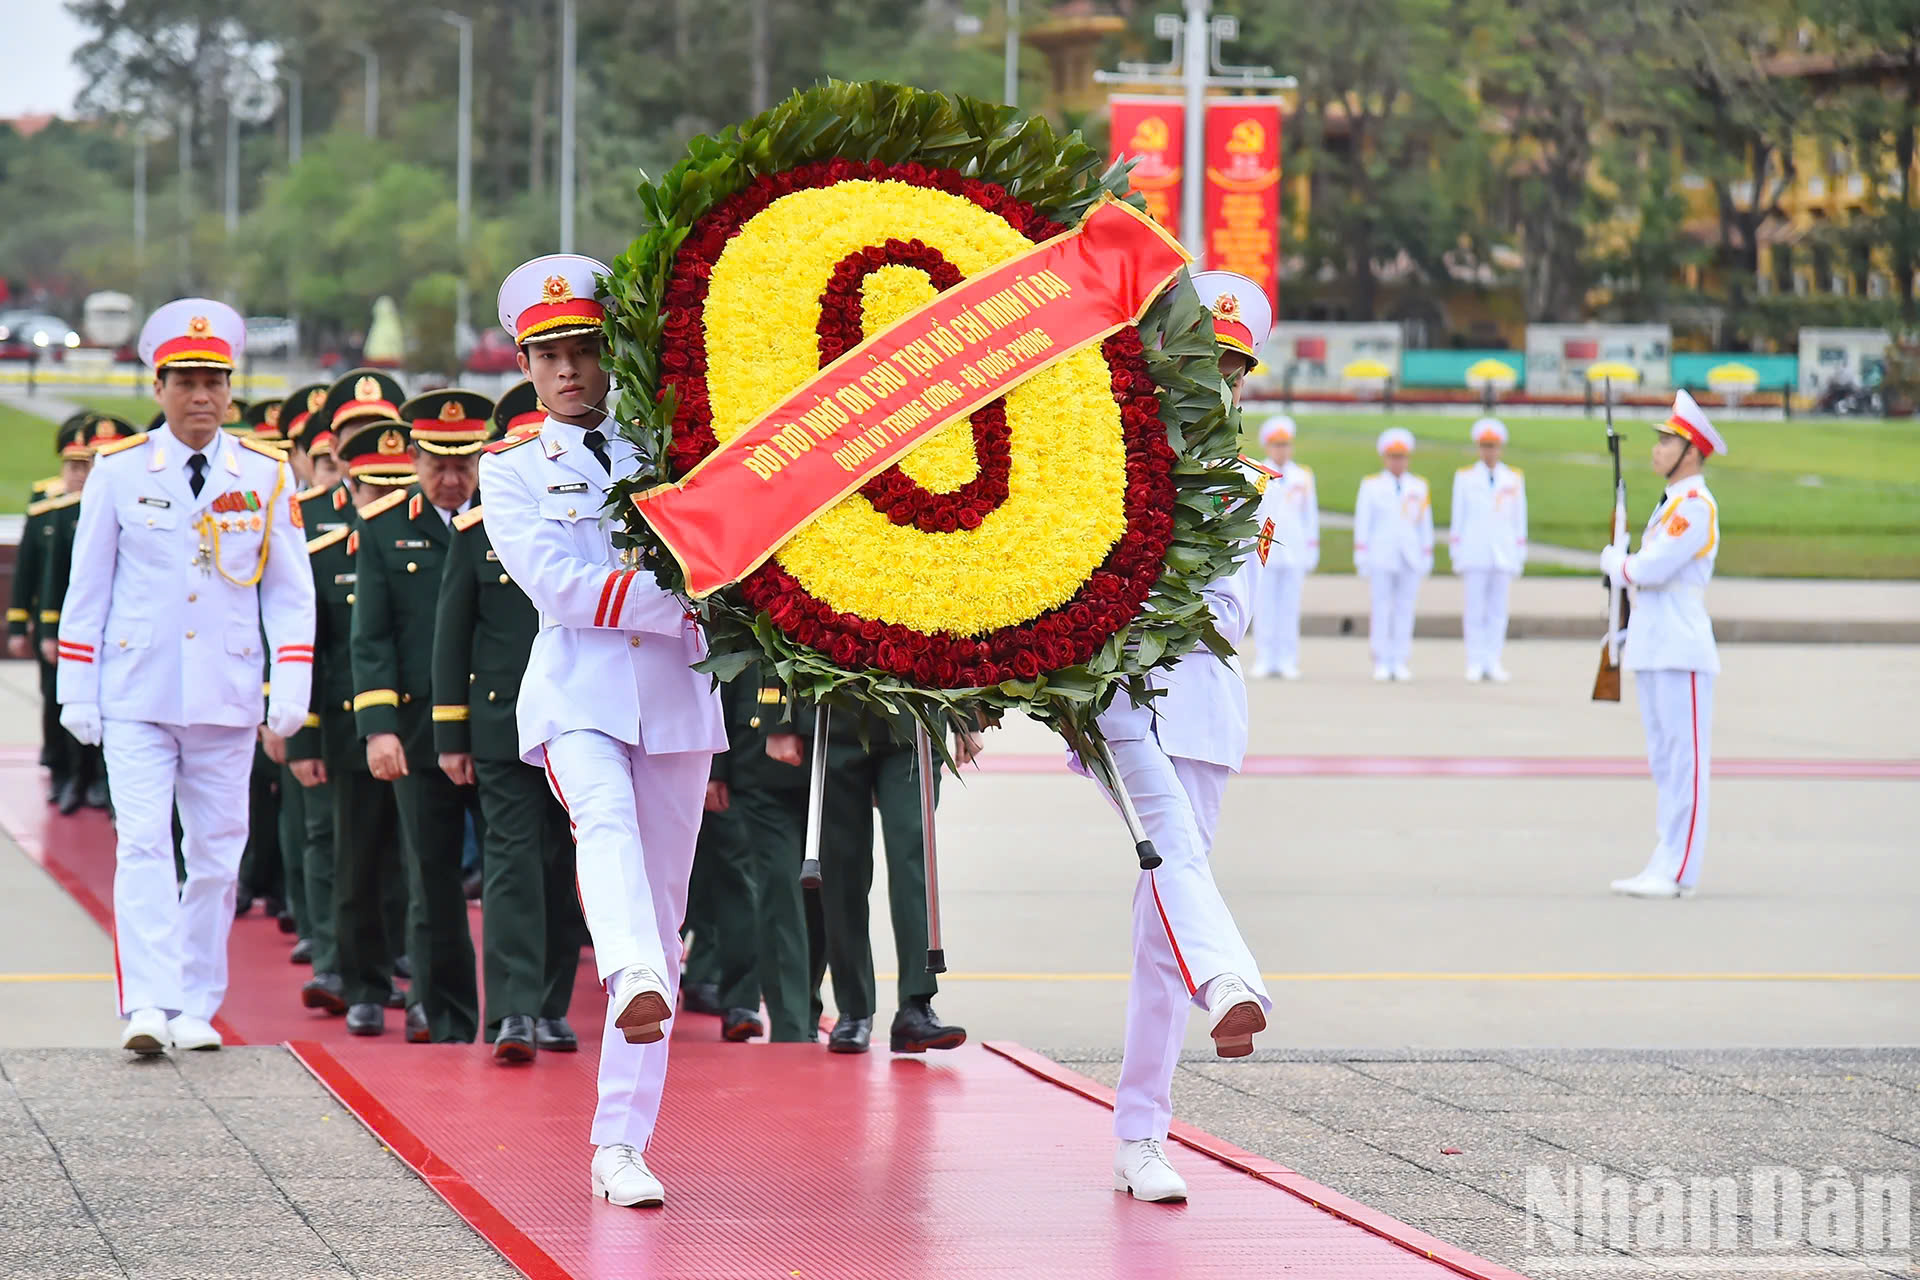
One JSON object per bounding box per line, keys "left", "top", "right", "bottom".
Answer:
{"left": 914, "top": 722, "right": 946, "bottom": 975}
{"left": 1093, "top": 738, "right": 1163, "bottom": 871}
{"left": 798, "top": 705, "right": 829, "bottom": 889}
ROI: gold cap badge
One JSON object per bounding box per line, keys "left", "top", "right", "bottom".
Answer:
{"left": 307, "top": 388, "right": 327, "bottom": 412}
{"left": 187, "top": 315, "right": 211, "bottom": 337}
{"left": 264, "top": 404, "right": 281, "bottom": 428}
{"left": 378, "top": 428, "right": 406, "bottom": 455}
{"left": 355, "top": 376, "right": 380, "bottom": 402}
{"left": 1212, "top": 294, "right": 1241, "bottom": 321}
{"left": 541, "top": 274, "right": 573, "bottom": 303}
{"left": 438, "top": 400, "right": 464, "bottom": 422}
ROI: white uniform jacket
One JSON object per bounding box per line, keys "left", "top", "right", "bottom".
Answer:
{"left": 478, "top": 416, "right": 726, "bottom": 765}
{"left": 1096, "top": 547, "right": 1257, "bottom": 773}
{"left": 1255, "top": 462, "right": 1319, "bottom": 572}
{"left": 1620, "top": 478, "right": 1720, "bottom": 675}
{"left": 1353, "top": 471, "right": 1433, "bottom": 578}
{"left": 56, "top": 425, "right": 314, "bottom": 728}
{"left": 1448, "top": 460, "right": 1528, "bottom": 573}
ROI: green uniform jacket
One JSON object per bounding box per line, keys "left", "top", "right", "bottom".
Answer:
{"left": 38, "top": 497, "right": 84, "bottom": 643}
{"left": 351, "top": 484, "right": 473, "bottom": 767}
{"left": 431, "top": 506, "right": 537, "bottom": 762}
{"left": 288, "top": 483, "right": 362, "bottom": 768}
{"left": 714, "top": 666, "right": 814, "bottom": 794}
{"left": 9, "top": 492, "right": 78, "bottom": 644}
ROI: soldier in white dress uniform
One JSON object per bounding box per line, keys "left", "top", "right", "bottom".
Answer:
{"left": 1600, "top": 391, "right": 1725, "bottom": 900}
{"left": 1353, "top": 428, "right": 1432, "bottom": 681}
{"left": 1448, "top": 417, "right": 1528, "bottom": 683}
{"left": 1102, "top": 271, "right": 1272, "bottom": 1206}
{"left": 56, "top": 300, "right": 315, "bottom": 1054}
{"left": 479, "top": 255, "right": 727, "bottom": 1208}
{"left": 1249, "top": 415, "right": 1318, "bottom": 680}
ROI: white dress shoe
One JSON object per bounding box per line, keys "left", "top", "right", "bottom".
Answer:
{"left": 1250, "top": 663, "right": 1277, "bottom": 679}
{"left": 121, "top": 1008, "right": 171, "bottom": 1056}
{"left": 1278, "top": 664, "right": 1301, "bottom": 680}
{"left": 1392, "top": 664, "right": 1414, "bottom": 682}
{"left": 1114, "top": 1138, "right": 1188, "bottom": 1203}
{"left": 1203, "top": 975, "right": 1266, "bottom": 1059}
{"left": 168, "top": 1014, "right": 222, "bottom": 1051}
{"left": 1609, "top": 871, "right": 1692, "bottom": 899}
{"left": 1465, "top": 665, "right": 1484, "bottom": 683}
{"left": 1485, "top": 664, "right": 1512, "bottom": 683}
{"left": 1371, "top": 665, "right": 1391, "bottom": 682}
{"left": 590, "top": 1143, "right": 665, "bottom": 1207}
{"left": 610, "top": 966, "right": 671, "bottom": 1044}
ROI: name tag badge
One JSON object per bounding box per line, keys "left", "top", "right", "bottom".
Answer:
{"left": 395, "top": 539, "right": 429, "bottom": 549}
{"left": 137, "top": 496, "right": 171, "bottom": 509}
{"left": 547, "top": 482, "right": 590, "bottom": 495}
{"left": 334, "top": 573, "right": 357, "bottom": 585}
{"left": 316, "top": 521, "right": 346, "bottom": 533}
{"left": 484, "top": 549, "right": 500, "bottom": 562}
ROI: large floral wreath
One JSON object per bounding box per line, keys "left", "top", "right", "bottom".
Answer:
{"left": 605, "top": 81, "right": 1254, "bottom": 762}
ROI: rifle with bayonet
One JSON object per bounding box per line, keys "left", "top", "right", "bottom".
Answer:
{"left": 1591, "top": 378, "right": 1631, "bottom": 702}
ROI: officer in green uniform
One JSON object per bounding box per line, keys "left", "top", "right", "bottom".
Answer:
{"left": 288, "top": 371, "right": 415, "bottom": 1033}
{"left": 708, "top": 670, "right": 826, "bottom": 1043}
{"left": 10, "top": 416, "right": 82, "bottom": 809}
{"left": 351, "top": 387, "right": 488, "bottom": 1044}
{"left": 812, "top": 707, "right": 968, "bottom": 1055}
{"left": 430, "top": 385, "right": 583, "bottom": 1063}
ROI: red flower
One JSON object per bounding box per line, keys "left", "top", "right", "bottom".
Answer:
{"left": 1011, "top": 650, "right": 1041, "bottom": 680}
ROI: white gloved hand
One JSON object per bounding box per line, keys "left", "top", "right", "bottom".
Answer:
{"left": 60, "top": 702, "right": 103, "bottom": 746}
{"left": 1598, "top": 543, "right": 1627, "bottom": 580}
{"left": 265, "top": 702, "right": 307, "bottom": 740}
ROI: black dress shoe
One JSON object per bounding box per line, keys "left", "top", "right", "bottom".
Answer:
{"left": 385, "top": 983, "right": 407, "bottom": 1010}
{"left": 535, "top": 1017, "right": 578, "bottom": 1052}
{"left": 345, "top": 1003, "right": 385, "bottom": 1036}
{"left": 680, "top": 980, "right": 723, "bottom": 1016}
{"left": 288, "top": 937, "right": 313, "bottom": 965}
{"left": 404, "top": 1004, "right": 431, "bottom": 1044}
{"left": 233, "top": 891, "right": 254, "bottom": 919}
{"left": 274, "top": 908, "right": 297, "bottom": 935}
{"left": 392, "top": 953, "right": 413, "bottom": 980}
{"left": 890, "top": 997, "right": 967, "bottom": 1054}
{"left": 462, "top": 870, "right": 483, "bottom": 900}
{"left": 45, "top": 770, "right": 62, "bottom": 803}
{"left": 301, "top": 972, "right": 346, "bottom": 1016}
{"left": 83, "top": 777, "right": 110, "bottom": 810}
{"left": 827, "top": 1015, "right": 872, "bottom": 1054}
{"left": 55, "top": 775, "right": 84, "bottom": 816}
{"left": 493, "top": 1014, "right": 536, "bottom": 1064}
{"left": 721, "top": 1008, "right": 765, "bottom": 1042}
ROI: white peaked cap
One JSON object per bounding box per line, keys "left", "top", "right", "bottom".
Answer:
{"left": 1662, "top": 388, "right": 1728, "bottom": 457}
{"left": 138, "top": 298, "right": 244, "bottom": 371}
{"left": 1470, "top": 417, "right": 1508, "bottom": 444}
{"left": 1189, "top": 270, "right": 1273, "bottom": 357}
{"left": 498, "top": 254, "right": 613, "bottom": 344}
{"left": 1377, "top": 427, "right": 1415, "bottom": 456}
{"left": 1259, "top": 415, "right": 1296, "bottom": 444}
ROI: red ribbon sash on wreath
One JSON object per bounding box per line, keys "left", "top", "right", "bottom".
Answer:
{"left": 634, "top": 196, "right": 1190, "bottom": 598}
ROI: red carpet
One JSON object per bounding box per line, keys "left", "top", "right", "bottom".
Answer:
{"left": 1, "top": 746, "right": 1523, "bottom": 1280}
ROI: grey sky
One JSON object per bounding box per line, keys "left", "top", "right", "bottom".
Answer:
{"left": 1, "top": 1, "right": 88, "bottom": 118}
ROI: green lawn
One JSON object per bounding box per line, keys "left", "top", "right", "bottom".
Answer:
{"left": 1248, "top": 410, "right": 1920, "bottom": 579}
{"left": 77, "top": 394, "right": 164, "bottom": 426}
{"left": 0, "top": 402, "right": 69, "bottom": 503}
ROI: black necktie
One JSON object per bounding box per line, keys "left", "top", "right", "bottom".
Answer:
{"left": 1488, "top": 469, "right": 1495, "bottom": 488}
{"left": 188, "top": 453, "right": 207, "bottom": 497}
{"left": 1394, "top": 475, "right": 1402, "bottom": 495}
{"left": 582, "top": 429, "right": 611, "bottom": 474}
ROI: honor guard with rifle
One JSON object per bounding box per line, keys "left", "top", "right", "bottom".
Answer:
{"left": 56, "top": 299, "right": 316, "bottom": 1055}
{"left": 1099, "top": 271, "right": 1274, "bottom": 1206}
{"left": 1599, "top": 390, "right": 1725, "bottom": 900}
{"left": 1354, "top": 428, "right": 1433, "bottom": 681}
{"left": 480, "top": 254, "right": 726, "bottom": 1208}
{"left": 1448, "top": 418, "right": 1528, "bottom": 683}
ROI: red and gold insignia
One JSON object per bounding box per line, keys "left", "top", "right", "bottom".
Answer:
{"left": 1257, "top": 517, "right": 1275, "bottom": 565}
{"left": 332, "top": 486, "right": 349, "bottom": 510}
{"left": 187, "top": 315, "right": 211, "bottom": 337}
{"left": 378, "top": 428, "right": 406, "bottom": 456}
{"left": 408, "top": 493, "right": 424, "bottom": 521}
{"left": 542, "top": 274, "right": 573, "bottom": 303}
{"left": 1666, "top": 514, "right": 1690, "bottom": 537}
{"left": 289, "top": 495, "right": 304, "bottom": 529}
{"left": 347, "top": 530, "right": 359, "bottom": 556}
{"left": 264, "top": 404, "right": 281, "bottom": 428}
{"left": 223, "top": 403, "right": 242, "bottom": 424}
{"left": 356, "top": 376, "right": 381, "bottom": 402}
{"left": 438, "top": 400, "right": 464, "bottom": 422}
{"left": 1211, "top": 293, "right": 1242, "bottom": 322}
{"left": 308, "top": 388, "right": 327, "bottom": 413}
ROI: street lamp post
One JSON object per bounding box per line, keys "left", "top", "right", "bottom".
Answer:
{"left": 287, "top": 71, "right": 302, "bottom": 166}
{"left": 1004, "top": 0, "right": 1019, "bottom": 106}
{"left": 440, "top": 10, "right": 475, "bottom": 358}
{"left": 348, "top": 43, "right": 379, "bottom": 137}
{"left": 1180, "top": 0, "right": 1208, "bottom": 261}
{"left": 558, "top": 0, "right": 577, "bottom": 253}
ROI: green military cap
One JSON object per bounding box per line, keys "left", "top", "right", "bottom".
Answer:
{"left": 491, "top": 380, "right": 545, "bottom": 441}
{"left": 221, "top": 398, "right": 251, "bottom": 434}
{"left": 243, "top": 397, "right": 287, "bottom": 444}
{"left": 54, "top": 416, "right": 90, "bottom": 460}
{"left": 335, "top": 419, "right": 417, "bottom": 486}
{"left": 78, "top": 415, "right": 139, "bottom": 458}
{"left": 282, "top": 382, "right": 331, "bottom": 450}
{"left": 399, "top": 388, "right": 494, "bottom": 456}
{"left": 320, "top": 368, "right": 407, "bottom": 448}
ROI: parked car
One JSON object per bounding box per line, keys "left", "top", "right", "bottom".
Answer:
{"left": 463, "top": 327, "right": 520, "bottom": 374}
{"left": 0, "top": 312, "right": 79, "bottom": 361}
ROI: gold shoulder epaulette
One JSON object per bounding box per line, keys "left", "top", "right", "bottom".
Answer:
{"left": 452, "top": 505, "right": 485, "bottom": 532}
{"left": 484, "top": 433, "right": 536, "bottom": 454}
{"left": 26, "top": 492, "right": 80, "bottom": 517}
{"left": 1509, "top": 466, "right": 1523, "bottom": 476}
{"left": 30, "top": 476, "right": 62, "bottom": 496}
{"left": 306, "top": 526, "right": 350, "bottom": 554}
{"left": 240, "top": 437, "right": 289, "bottom": 461}
{"left": 360, "top": 488, "right": 407, "bottom": 520}
{"left": 93, "top": 432, "right": 149, "bottom": 458}
{"left": 1457, "top": 464, "right": 1475, "bottom": 473}
{"left": 296, "top": 483, "right": 332, "bottom": 503}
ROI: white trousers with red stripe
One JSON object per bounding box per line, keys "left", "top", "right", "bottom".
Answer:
{"left": 539, "top": 730, "right": 711, "bottom": 1151}
{"left": 1108, "top": 739, "right": 1268, "bottom": 1142}
{"left": 1633, "top": 669, "right": 1714, "bottom": 889}
{"left": 102, "top": 719, "right": 256, "bottom": 1020}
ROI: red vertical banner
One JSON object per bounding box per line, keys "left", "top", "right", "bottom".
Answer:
{"left": 1108, "top": 95, "right": 1186, "bottom": 240}
{"left": 1203, "top": 98, "right": 1283, "bottom": 314}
